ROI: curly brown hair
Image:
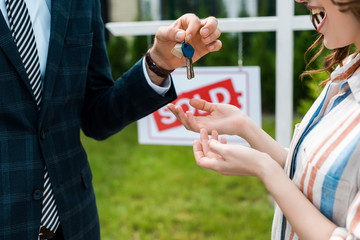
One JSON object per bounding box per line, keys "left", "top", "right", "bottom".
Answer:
{"left": 302, "top": 0, "right": 360, "bottom": 83}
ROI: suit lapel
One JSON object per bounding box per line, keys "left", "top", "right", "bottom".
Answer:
{"left": 0, "top": 11, "right": 38, "bottom": 103}
{"left": 40, "top": 0, "right": 72, "bottom": 117}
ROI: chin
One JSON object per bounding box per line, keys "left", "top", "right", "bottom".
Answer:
{"left": 323, "top": 39, "right": 348, "bottom": 50}
{"left": 324, "top": 37, "right": 352, "bottom": 50}
{"left": 323, "top": 43, "right": 336, "bottom": 50}
{"left": 323, "top": 38, "right": 335, "bottom": 50}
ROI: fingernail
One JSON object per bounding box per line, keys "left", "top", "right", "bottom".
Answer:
{"left": 175, "top": 31, "right": 184, "bottom": 41}
{"left": 208, "top": 45, "right": 215, "bottom": 51}
{"left": 202, "top": 28, "right": 209, "bottom": 36}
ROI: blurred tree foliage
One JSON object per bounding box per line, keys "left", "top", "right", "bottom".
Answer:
{"left": 160, "top": 0, "right": 227, "bottom": 19}
{"left": 258, "top": 0, "right": 276, "bottom": 16}
{"left": 106, "top": 0, "right": 330, "bottom": 114}
{"left": 106, "top": 36, "right": 132, "bottom": 80}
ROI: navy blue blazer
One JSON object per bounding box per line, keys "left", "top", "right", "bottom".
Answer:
{"left": 0, "top": 0, "right": 176, "bottom": 239}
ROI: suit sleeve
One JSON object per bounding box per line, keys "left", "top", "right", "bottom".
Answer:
{"left": 80, "top": 0, "right": 177, "bottom": 140}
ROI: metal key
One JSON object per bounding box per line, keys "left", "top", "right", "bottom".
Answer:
{"left": 171, "top": 43, "right": 183, "bottom": 59}
{"left": 181, "top": 41, "right": 195, "bottom": 80}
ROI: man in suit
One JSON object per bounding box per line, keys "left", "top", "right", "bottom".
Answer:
{"left": 0, "top": 0, "right": 222, "bottom": 239}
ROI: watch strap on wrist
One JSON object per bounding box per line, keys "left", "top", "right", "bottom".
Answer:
{"left": 145, "top": 50, "right": 174, "bottom": 78}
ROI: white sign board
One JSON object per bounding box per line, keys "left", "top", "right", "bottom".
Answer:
{"left": 138, "top": 66, "right": 261, "bottom": 146}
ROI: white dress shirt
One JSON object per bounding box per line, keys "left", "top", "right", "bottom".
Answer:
{"left": 0, "top": 0, "right": 170, "bottom": 95}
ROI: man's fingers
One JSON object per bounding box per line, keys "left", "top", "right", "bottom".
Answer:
{"left": 156, "top": 25, "right": 186, "bottom": 43}
{"left": 180, "top": 14, "right": 202, "bottom": 42}
{"left": 200, "top": 17, "right": 222, "bottom": 52}
{"left": 168, "top": 14, "right": 202, "bottom": 42}
{"left": 203, "top": 27, "right": 221, "bottom": 43}
{"left": 200, "top": 17, "right": 219, "bottom": 38}
{"left": 206, "top": 39, "right": 222, "bottom": 52}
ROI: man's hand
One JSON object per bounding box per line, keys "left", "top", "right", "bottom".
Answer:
{"left": 147, "top": 14, "right": 222, "bottom": 85}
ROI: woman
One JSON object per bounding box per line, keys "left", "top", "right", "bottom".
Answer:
{"left": 167, "top": 0, "right": 360, "bottom": 239}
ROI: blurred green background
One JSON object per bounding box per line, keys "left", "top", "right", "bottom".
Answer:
{"left": 83, "top": 118, "right": 276, "bottom": 240}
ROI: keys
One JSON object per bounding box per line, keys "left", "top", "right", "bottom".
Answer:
{"left": 182, "top": 42, "right": 195, "bottom": 80}
{"left": 171, "top": 43, "right": 183, "bottom": 59}
{"left": 171, "top": 40, "right": 195, "bottom": 80}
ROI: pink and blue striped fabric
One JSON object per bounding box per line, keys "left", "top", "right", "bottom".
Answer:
{"left": 272, "top": 53, "right": 360, "bottom": 240}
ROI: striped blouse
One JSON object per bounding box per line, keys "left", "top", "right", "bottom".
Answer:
{"left": 271, "top": 53, "right": 360, "bottom": 240}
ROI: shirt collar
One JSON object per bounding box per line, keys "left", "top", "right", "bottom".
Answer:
{"left": 347, "top": 72, "right": 360, "bottom": 104}
{"left": 331, "top": 53, "right": 360, "bottom": 104}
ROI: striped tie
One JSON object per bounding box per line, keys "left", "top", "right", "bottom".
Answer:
{"left": 40, "top": 167, "right": 60, "bottom": 237}
{"left": 6, "top": 0, "right": 42, "bottom": 107}
{"left": 5, "top": 0, "right": 60, "bottom": 238}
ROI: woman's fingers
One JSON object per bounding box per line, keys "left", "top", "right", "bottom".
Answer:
{"left": 167, "top": 103, "right": 203, "bottom": 132}
{"left": 200, "top": 128, "right": 211, "bottom": 155}
{"left": 193, "top": 139, "right": 205, "bottom": 162}
{"left": 166, "top": 103, "right": 191, "bottom": 130}
{"left": 189, "top": 98, "right": 213, "bottom": 112}
{"left": 208, "top": 139, "right": 221, "bottom": 153}
{"left": 193, "top": 139, "right": 219, "bottom": 170}
{"left": 185, "top": 111, "right": 201, "bottom": 132}
{"left": 211, "top": 130, "right": 219, "bottom": 141}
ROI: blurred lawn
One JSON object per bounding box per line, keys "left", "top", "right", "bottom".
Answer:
{"left": 81, "top": 116, "right": 278, "bottom": 240}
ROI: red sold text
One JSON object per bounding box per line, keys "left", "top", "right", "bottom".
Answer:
{"left": 153, "top": 78, "right": 243, "bottom": 131}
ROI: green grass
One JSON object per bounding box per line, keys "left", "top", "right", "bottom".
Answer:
{"left": 81, "top": 118, "right": 277, "bottom": 240}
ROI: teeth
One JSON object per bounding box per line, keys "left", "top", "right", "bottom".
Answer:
{"left": 311, "top": 8, "right": 324, "bottom": 15}
{"left": 310, "top": 8, "right": 325, "bottom": 29}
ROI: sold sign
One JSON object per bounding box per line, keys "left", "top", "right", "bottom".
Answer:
{"left": 138, "top": 66, "right": 261, "bottom": 146}
{"left": 153, "top": 79, "right": 243, "bottom": 131}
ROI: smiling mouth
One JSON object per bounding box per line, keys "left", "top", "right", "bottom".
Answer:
{"left": 311, "top": 8, "right": 326, "bottom": 30}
